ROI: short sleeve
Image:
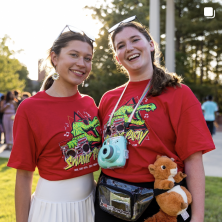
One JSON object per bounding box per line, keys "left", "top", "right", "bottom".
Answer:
{"left": 175, "top": 103, "right": 215, "bottom": 161}
{"left": 7, "top": 113, "right": 37, "bottom": 171}
{"left": 201, "top": 103, "right": 205, "bottom": 110}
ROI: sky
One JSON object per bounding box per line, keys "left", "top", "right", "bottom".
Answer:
{"left": 0, "top": 0, "right": 105, "bottom": 80}
{"left": 1, "top": 0, "right": 220, "bottom": 81}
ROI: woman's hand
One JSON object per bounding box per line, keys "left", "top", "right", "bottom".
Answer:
{"left": 1, "top": 103, "right": 10, "bottom": 112}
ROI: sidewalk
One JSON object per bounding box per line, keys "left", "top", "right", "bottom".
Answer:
{"left": 0, "top": 131, "right": 221, "bottom": 177}
{"left": 203, "top": 131, "right": 222, "bottom": 177}
{"left": 0, "top": 144, "right": 10, "bottom": 158}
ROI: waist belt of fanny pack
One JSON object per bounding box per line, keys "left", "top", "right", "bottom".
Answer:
{"left": 97, "top": 174, "right": 154, "bottom": 221}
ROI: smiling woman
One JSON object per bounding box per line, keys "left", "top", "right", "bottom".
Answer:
{"left": 95, "top": 19, "right": 215, "bottom": 222}
{"left": 41, "top": 29, "right": 94, "bottom": 95}
{"left": 46, "top": 39, "right": 93, "bottom": 95}
{"left": 7, "top": 28, "right": 102, "bottom": 222}
{"left": 113, "top": 27, "right": 154, "bottom": 82}
{"left": 52, "top": 41, "right": 92, "bottom": 87}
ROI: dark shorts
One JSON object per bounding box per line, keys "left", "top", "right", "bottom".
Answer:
{"left": 95, "top": 173, "right": 191, "bottom": 222}
{"left": 206, "top": 121, "right": 214, "bottom": 135}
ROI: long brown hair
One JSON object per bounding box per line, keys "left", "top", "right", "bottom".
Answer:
{"left": 109, "top": 21, "right": 182, "bottom": 97}
{"left": 5, "top": 91, "right": 13, "bottom": 103}
{"left": 40, "top": 31, "right": 94, "bottom": 91}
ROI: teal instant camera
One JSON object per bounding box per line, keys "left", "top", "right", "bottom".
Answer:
{"left": 98, "top": 136, "right": 129, "bottom": 169}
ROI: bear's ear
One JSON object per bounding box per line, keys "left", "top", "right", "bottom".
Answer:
{"left": 148, "top": 164, "right": 156, "bottom": 175}
{"left": 156, "top": 155, "right": 161, "bottom": 160}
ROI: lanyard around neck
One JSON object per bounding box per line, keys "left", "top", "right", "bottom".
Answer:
{"left": 107, "top": 79, "right": 152, "bottom": 128}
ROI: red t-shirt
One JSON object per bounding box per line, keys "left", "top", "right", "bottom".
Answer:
{"left": 8, "top": 91, "right": 102, "bottom": 181}
{"left": 99, "top": 80, "right": 215, "bottom": 183}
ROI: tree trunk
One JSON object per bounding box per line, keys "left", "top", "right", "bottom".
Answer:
{"left": 194, "top": 46, "right": 198, "bottom": 85}
{"left": 200, "top": 40, "right": 204, "bottom": 85}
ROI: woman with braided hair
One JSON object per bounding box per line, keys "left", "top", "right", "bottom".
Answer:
{"left": 95, "top": 17, "right": 215, "bottom": 222}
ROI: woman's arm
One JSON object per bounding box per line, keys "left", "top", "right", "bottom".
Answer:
{"left": 184, "top": 151, "right": 205, "bottom": 222}
{"left": 15, "top": 169, "right": 33, "bottom": 222}
{"left": 1, "top": 103, "right": 10, "bottom": 112}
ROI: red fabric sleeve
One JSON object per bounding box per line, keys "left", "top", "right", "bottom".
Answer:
{"left": 175, "top": 102, "right": 215, "bottom": 161}
{"left": 7, "top": 113, "right": 37, "bottom": 171}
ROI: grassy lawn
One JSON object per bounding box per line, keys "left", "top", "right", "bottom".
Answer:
{"left": 204, "top": 177, "right": 222, "bottom": 222}
{"left": 0, "top": 157, "right": 222, "bottom": 222}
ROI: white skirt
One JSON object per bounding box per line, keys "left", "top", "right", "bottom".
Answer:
{"left": 28, "top": 173, "right": 95, "bottom": 222}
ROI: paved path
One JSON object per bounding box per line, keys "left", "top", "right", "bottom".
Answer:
{"left": 203, "top": 131, "right": 222, "bottom": 177}
{"left": 0, "top": 144, "right": 9, "bottom": 158}
{"left": 1, "top": 131, "right": 221, "bottom": 177}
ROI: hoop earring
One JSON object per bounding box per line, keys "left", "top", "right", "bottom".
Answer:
{"left": 52, "top": 72, "right": 59, "bottom": 80}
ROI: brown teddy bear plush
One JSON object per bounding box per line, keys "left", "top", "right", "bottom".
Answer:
{"left": 144, "top": 155, "right": 192, "bottom": 222}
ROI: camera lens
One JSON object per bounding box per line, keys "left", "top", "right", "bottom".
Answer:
{"left": 105, "top": 146, "right": 114, "bottom": 159}
{"left": 103, "top": 148, "right": 107, "bottom": 155}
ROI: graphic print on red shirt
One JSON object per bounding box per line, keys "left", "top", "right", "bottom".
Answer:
{"left": 99, "top": 80, "right": 215, "bottom": 183}
{"left": 7, "top": 91, "right": 102, "bottom": 181}
{"left": 103, "top": 97, "right": 157, "bottom": 146}
{"left": 60, "top": 111, "right": 101, "bottom": 171}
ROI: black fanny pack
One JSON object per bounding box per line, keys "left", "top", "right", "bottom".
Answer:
{"left": 97, "top": 174, "right": 154, "bottom": 221}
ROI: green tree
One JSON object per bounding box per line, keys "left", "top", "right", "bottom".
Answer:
{"left": 85, "top": 0, "right": 222, "bottom": 109}
{"left": 0, "top": 35, "right": 26, "bottom": 93}
{"left": 81, "top": 0, "right": 152, "bottom": 104}
{"left": 172, "top": 0, "right": 222, "bottom": 105}
{"left": 17, "top": 65, "right": 29, "bottom": 81}
{"left": 16, "top": 64, "right": 40, "bottom": 93}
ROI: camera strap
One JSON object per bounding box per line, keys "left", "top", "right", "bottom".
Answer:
{"left": 107, "top": 79, "right": 152, "bottom": 132}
